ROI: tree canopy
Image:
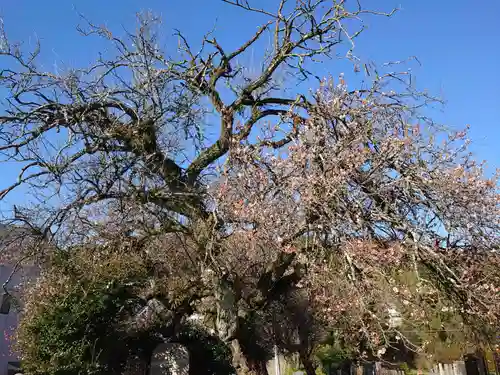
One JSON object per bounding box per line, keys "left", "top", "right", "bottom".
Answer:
{"left": 0, "top": 1, "right": 498, "bottom": 375}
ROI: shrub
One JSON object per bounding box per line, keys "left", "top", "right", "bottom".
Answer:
{"left": 16, "top": 246, "right": 149, "bottom": 375}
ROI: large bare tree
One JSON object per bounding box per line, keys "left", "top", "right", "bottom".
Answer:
{"left": 0, "top": 1, "right": 499, "bottom": 375}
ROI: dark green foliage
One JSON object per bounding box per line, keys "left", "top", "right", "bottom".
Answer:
{"left": 17, "top": 246, "right": 236, "bottom": 375}
{"left": 175, "top": 325, "right": 235, "bottom": 375}
{"left": 18, "top": 273, "right": 145, "bottom": 375}
{"left": 315, "top": 332, "right": 354, "bottom": 370}
{"left": 16, "top": 247, "right": 152, "bottom": 375}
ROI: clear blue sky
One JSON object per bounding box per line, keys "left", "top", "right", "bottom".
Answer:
{"left": 1, "top": 0, "right": 499, "bottom": 207}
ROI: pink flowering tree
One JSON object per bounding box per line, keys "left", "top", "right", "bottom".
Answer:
{"left": 216, "top": 76, "right": 499, "bottom": 360}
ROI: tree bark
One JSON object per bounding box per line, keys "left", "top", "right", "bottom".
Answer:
{"left": 300, "top": 354, "right": 316, "bottom": 375}
{"left": 230, "top": 339, "right": 256, "bottom": 375}
{"left": 214, "top": 274, "right": 255, "bottom": 375}
{"left": 229, "top": 338, "right": 270, "bottom": 375}
{"left": 249, "top": 359, "right": 269, "bottom": 375}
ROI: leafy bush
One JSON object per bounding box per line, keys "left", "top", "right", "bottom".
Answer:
{"left": 16, "top": 243, "right": 237, "bottom": 375}
{"left": 315, "top": 332, "right": 353, "bottom": 370}
{"left": 175, "top": 324, "right": 234, "bottom": 375}
{"left": 16, "top": 246, "right": 150, "bottom": 375}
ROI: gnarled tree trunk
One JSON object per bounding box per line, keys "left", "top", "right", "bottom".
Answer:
{"left": 300, "top": 354, "right": 316, "bottom": 375}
